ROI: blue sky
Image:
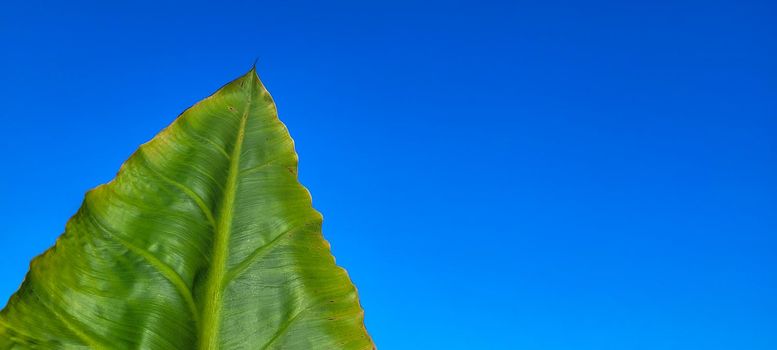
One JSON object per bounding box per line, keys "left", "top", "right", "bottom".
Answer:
{"left": 1, "top": 0, "right": 775, "bottom": 348}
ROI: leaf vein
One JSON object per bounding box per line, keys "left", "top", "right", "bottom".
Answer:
{"left": 86, "top": 210, "right": 200, "bottom": 326}
{"left": 138, "top": 156, "right": 218, "bottom": 229}
{"left": 28, "top": 287, "right": 110, "bottom": 350}
{"left": 260, "top": 304, "right": 315, "bottom": 350}
{"left": 198, "top": 75, "right": 255, "bottom": 349}
{"left": 224, "top": 222, "right": 318, "bottom": 284}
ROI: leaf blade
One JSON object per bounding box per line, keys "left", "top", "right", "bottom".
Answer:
{"left": 0, "top": 69, "right": 374, "bottom": 350}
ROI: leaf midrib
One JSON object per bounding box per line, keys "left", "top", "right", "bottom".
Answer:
{"left": 197, "top": 82, "right": 253, "bottom": 350}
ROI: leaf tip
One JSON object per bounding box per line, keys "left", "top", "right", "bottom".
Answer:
{"left": 251, "top": 57, "right": 259, "bottom": 71}
{"left": 242, "top": 60, "right": 262, "bottom": 87}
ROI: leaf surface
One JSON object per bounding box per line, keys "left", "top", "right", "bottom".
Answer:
{"left": 0, "top": 69, "right": 373, "bottom": 350}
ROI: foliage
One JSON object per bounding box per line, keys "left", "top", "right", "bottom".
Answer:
{"left": 0, "top": 69, "right": 373, "bottom": 349}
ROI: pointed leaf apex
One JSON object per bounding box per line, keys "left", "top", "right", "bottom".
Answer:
{"left": 232, "top": 65, "right": 262, "bottom": 92}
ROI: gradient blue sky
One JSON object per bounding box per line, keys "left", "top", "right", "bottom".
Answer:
{"left": 1, "top": 0, "right": 775, "bottom": 348}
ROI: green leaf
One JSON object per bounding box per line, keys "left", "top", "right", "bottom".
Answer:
{"left": 0, "top": 69, "right": 374, "bottom": 349}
